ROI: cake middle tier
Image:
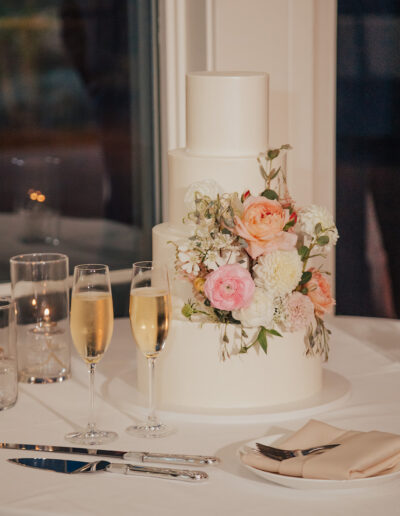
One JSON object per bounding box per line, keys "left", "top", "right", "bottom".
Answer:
{"left": 168, "top": 149, "right": 265, "bottom": 224}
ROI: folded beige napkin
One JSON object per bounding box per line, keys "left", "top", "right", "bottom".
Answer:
{"left": 241, "top": 420, "right": 400, "bottom": 480}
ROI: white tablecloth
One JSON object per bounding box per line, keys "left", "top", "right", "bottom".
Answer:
{"left": 0, "top": 316, "right": 399, "bottom": 515}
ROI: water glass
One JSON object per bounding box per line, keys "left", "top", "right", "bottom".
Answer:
{"left": 0, "top": 299, "right": 18, "bottom": 410}
{"left": 10, "top": 253, "right": 70, "bottom": 383}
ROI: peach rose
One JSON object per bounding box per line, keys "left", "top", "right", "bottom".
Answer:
{"left": 234, "top": 196, "right": 297, "bottom": 259}
{"left": 204, "top": 264, "right": 255, "bottom": 311}
{"left": 305, "top": 268, "right": 335, "bottom": 316}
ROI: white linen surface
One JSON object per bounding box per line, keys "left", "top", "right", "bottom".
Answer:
{"left": 0, "top": 316, "right": 399, "bottom": 516}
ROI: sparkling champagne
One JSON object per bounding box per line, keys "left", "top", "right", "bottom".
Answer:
{"left": 70, "top": 292, "right": 113, "bottom": 364}
{"left": 129, "top": 287, "right": 170, "bottom": 358}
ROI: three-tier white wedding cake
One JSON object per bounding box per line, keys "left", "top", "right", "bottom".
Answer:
{"left": 138, "top": 72, "right": 323, "bottom": 411}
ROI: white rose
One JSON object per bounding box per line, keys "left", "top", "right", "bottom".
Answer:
{"left": 184, "top": 179, "right": 223, "bottom": 213}
{"left": 232, "top": 288, "right": 274, "bottom": 328}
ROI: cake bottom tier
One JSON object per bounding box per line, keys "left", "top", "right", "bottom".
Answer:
{"left": 136, "top": 320, "right": 323, "bottom": 410}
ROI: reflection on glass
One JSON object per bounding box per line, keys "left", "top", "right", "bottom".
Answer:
{"left": 0, "top": 1, "right": 160, "bottom": 316}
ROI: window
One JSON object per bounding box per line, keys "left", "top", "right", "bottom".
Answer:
{"left": 0, "top": 0, "right": 160, "bottom": 316}
{"left": 336, "top": 0, "right": 400, "bottom": 318}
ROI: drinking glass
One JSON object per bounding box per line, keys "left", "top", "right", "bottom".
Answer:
{"left": 10, "top": 253, "right": 70, "bottom": 383}
{"left": 65, "top": 264, "right": 117, "bottom": 445}
{"left": 127, "top": 261, "right": 172, "bottom": 438}
{"left": 0, "top": 299, "right": 18, "bottom": 410}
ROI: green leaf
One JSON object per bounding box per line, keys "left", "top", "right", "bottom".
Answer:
{"left": 267, "top": 149, "right": 280, "bottom": 160}
{"left": 280, "top": 144, "right": 292, "bottom": 150}
{"left": 269, "top": 167, "right": 281, "bottom": 180}
{"left": 259, "top": 167, "right": 269, "bottom": 181}
{"left": 261, "top": 189, "right": 279, "bottom": 200}
{"left": 298, "top": 245, "right": 309, "bottom": 260}
{"left": 239, "top": 347, "right": 248, "bottom": 354}
{"left": 300, "top": 271, "right": 312, "bottom": 285}
{"left": 257, "top": 327, "right": 268, "bottom": 354}
{"left": 241, "top": 329, "right": 248, "bottom": 338}
{"left": 283, "top": 219, "right": 295, "bottom": 231}
{"left": 265, "top": 328, "right": 282, "bottom": 337}
{"left": 316, "top": 235, "right": 330, "bottom": 246}
{"left": 315, "top": 223, "right": 322, "bottom": 235}
{"left": 301, "top": 287, "right": 308, "bottom": 295}
{"left": 221, "top": 228, "right": 232, "bottom": 235}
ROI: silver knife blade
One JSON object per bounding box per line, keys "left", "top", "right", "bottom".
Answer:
{"left": 0, "top": 443, "right": 219, "bottom": 466}
{"left": 8, "top": 457, "right": 208, "bottom": 482}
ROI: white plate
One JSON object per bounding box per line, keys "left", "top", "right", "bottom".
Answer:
{"left": 238, "top": 434, "right": 400, "bottom": 490}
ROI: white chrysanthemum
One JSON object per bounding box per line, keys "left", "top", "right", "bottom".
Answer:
{"left": 184, "top": 179, "right": 223, "bottom": 212}
{"left": 253, "top": 250, "right": 302, "bottom": 298}
{"left": 297, "top": 205, "right": 339, "bottom": 247}
{"left": 232, "top": 288, "right": 275, "bottom": 328}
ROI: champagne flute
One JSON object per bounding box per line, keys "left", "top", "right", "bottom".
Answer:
{"left": 65, "top": 264, "right": 117, "bottom": 445}
{"left": 127, "top": 261, "right": 172, "bottom": 438}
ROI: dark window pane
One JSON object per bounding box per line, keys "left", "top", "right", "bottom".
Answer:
{"left": 0, "top": 1, "right": 160, "bottom": 316}
{"left": 336, "top": 0, "right": 400, "bottom": 318}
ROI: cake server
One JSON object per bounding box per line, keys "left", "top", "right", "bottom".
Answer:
{"left": 0, "top": 443, "right": 219, "bottom": 466}
{"left": 8, "top": 457, "right": 208, "bottom": 482}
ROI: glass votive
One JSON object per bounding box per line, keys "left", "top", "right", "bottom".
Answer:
{"left": 10, "top": 253, "right": 71, "bottom": 383}
{"left": 0, "top": 298, "right": 18, "bottom": 410}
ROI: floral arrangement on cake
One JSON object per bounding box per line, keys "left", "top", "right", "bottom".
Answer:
{"left": 171, "top": 145, "right": 338, "bottom": 360}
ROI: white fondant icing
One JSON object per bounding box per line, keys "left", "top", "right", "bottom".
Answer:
{"left": 186, "top": 72, "right": 268, "bottom": 156}
{"left": 168, "top": 149, "right": 265, "bottom": 223}
{"left": 137, "top": 323, "right": 323, "bottom": 409}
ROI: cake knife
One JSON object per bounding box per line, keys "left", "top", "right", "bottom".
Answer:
{"left": 9, "top": 458, "right": 208, "bottom": 482}
{"left": 0, "top": 443, "right": 219, "bottom": 466}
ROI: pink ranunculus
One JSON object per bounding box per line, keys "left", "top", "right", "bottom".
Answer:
{"left": 234, "top": 196, "right": 297, "bottom": 259}
{"left": 203, "top": 264, "right": 255, "bottom": 311}
{"left": 305, "top": 268, "right": 335, "bottom": 317}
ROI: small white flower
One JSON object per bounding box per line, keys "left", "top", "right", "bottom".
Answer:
{"left": 254, "top": 250, "right": 302, "bottom": 298}
{"left": 297, "top": 205, "right": 339, "bottom": 248}
{"left": 184, "top": 179, "right": 223, "bottom": 213}
{"left": 232, "top": 288, "right": 275, "bottom": 328}
{"left": 203, "top": 250, "right": 226, "bottom": 271}
{"left": 178, "top": 246, "right": 201, "bottom": 275}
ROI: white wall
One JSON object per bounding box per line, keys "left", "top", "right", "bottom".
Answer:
{"left": 159, "top": 0, "right": 337, "bottom": 215}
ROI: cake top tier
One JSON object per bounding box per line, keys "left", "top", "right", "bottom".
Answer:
{"left": 186, "top": 71, "right": 268, "bottom": 157}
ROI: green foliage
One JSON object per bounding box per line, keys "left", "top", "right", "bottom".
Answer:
{"left": 283, "top": 219, "right": 296, "bottom": 231}
{"left": 299, "top": 271, "right": 312, "bottom": 285}
{"left": 316, "top": 235, "right": 330, "bottom": 246}
{"left": 256, "top": 327, "right": 268, "bottom": 353}
{"left": 298, "top": 245, "right": 309, "bottom": 261}
{"left": 315, "top": 223, "right": 322, "bottom": 235}
{"left": 261, "top": 189, "right": 279, "bottom": 200}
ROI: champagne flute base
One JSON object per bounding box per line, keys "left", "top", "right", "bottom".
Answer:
{"left": 65, "top": 428, "right": 118, "bottom": 446}
{"left": 126, "top": 422, "right": 174, "bottom": 438}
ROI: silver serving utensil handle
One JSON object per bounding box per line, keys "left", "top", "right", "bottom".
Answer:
{"left": 107, "top": 463, "right": 208, "bottom": 482}
{"left": 123, "top": 452, "right": 219, "bottom": 466}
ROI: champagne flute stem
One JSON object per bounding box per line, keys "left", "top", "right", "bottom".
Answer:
{"left": 147, "top": 357, "right": 157, "bottom": 426}
{"left": 88, "top": 363, "right": 96, "bottom": 432}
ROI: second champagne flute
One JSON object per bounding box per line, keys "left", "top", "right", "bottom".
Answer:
{"left": 127, "top": 261, "right": 172, "bottom": 438}
{"left": 65, "top": 264, "right": 117, "bottom": 445}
